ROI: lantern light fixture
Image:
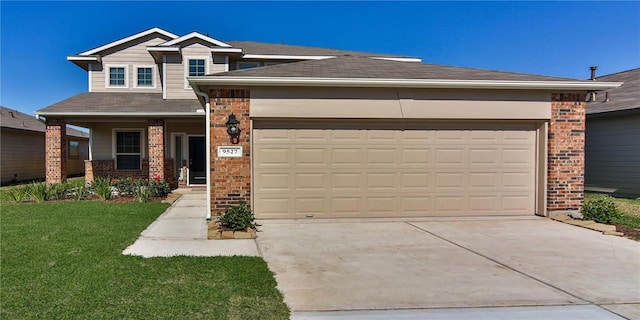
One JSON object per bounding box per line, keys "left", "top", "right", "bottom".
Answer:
{"left": 225, "top": 113, "right": 241, "bottom": 144}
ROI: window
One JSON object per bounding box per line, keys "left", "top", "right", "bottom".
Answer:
{"left": 106, "top": 65, "right": 128, "bottom": 88}
{"left": 115, "top": 131, "right": 141, "bottom": 170}
{"left": 189, "top": 59, "right": 206, "bottom": 76}
{"left": 68, "top": 140, "right": 79, "bottom": 158}
{"left": 237, "top": 62, "right": 261, "bottom": 70}
{"left": 109, "top": 67, "right": 125, "bottom": 86}
{"left": 137, "top": 67, "right": 153, "bottom": 87}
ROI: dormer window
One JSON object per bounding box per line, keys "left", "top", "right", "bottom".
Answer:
{"left": 238, "top": 61, "right": 261, "bottom": 70}
{"left": 106, "top": 65, "right": 128, "bottom": 88}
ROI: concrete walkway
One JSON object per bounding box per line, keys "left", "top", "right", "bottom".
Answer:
{"left": 122, "top": 189, "right": 259, "bottom": 257}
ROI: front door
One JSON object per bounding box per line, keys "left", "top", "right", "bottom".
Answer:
{"left": 188, "top": 136, "right": 206, "bottom": 185}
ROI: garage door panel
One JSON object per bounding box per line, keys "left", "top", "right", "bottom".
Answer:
{"left": 253, "top": 121, "right": 536, "bottom": 218}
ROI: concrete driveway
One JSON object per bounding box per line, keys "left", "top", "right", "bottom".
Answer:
{"left": 256, "top": 217, "right": 640, "bottom": 319}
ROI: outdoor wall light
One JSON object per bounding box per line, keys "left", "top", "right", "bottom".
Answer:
{"left": 225, "top": 113, "right": 241, "bottom": 144}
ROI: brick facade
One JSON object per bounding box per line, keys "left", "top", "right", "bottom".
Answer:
{"left": 148, "top": 119, "right": 165, "bottom": 181}
{"left": 84, "top": 159, "right": 175, "bottom": 187}
{"left": 45, "top": 119, "right": 67, "bottom": 184}
{"left": 209, "top": 89, "right": 251, "bottom": 214}
{"left": 548, "top": 93, "right": 586, "bottom": 214}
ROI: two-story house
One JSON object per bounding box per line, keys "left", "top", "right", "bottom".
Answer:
{"left": 37, "top": 27, "right": 621, "bottom": 220}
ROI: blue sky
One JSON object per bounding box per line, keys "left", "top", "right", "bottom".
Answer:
{"left": 1, "top": 1, "right": 639, "bottom": 117}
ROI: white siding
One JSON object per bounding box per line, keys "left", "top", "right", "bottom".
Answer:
{"left": 585, "top": 113, "right": 640, "bottom": 197}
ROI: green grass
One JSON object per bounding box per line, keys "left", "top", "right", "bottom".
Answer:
{"left": 0, "top": 202, "right": 289, "bottom": 319}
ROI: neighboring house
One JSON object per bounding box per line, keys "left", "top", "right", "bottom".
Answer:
{"left": 36, "top": 27, "right": 620, "bottom": 220}
{"left": 1, "top": 106, "right": 89, "bottom": 185}
{"left": 585, "top": 68, "right": 640, "bottom": 197}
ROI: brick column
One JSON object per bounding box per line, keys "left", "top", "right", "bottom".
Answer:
{"left": 45, "top": 119, "right": 67, "bottom": 184}
{"left": 548, "top": 93, "right": 586, "bottom": 214}
{"left": 209, "top": 89, "right": 251, "bottom": 215}
{"left": 148, "top": 119, "right": 165, "bottom": 181}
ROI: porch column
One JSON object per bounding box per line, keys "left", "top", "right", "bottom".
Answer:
{"left": 45, "top": 119, "right": 67, "bottom": 184}
{"left": 148, "top": 119, "right": 165, "bottom": 180}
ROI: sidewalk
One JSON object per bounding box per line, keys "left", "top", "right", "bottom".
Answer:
{"left": 122, "top": 189, "right": 259, "bottom": 257}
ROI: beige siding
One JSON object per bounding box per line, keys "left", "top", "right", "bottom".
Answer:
{"left": 89, "top": 122, "right": 148, "bottom": 160}
{"left": 91, "top": 35, "right": 166, "bottom": 93}
{"left": 585, "top": 114, "right": 640, "bottom": 196}
{"left": 253, "top": 120, "right": 537, "bottom": 218}
{"left": 251, "top": 88, "right": 551, "bottom": 119}
{"left": 0, "top": 129, "right": 87, "bottom": 183}
{"left": 165, "top": 41, "right": 227, "bottom": 99}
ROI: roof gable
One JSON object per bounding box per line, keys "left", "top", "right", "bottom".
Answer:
{"left": 160, "top": 32, "right": 232, "bottom": 48}
{"left": 1, "top": 106, "right": 88, "bottom": 137}
{"left": 79, "top": 27, "right": 178, "bottom": 56}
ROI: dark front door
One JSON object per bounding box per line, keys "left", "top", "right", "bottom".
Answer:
{"left": 188, "top": 136, "right": 206, "bottom": 185}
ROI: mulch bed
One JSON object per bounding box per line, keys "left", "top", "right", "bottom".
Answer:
{"left": 616, "top": 225, "right": 640, "bottom": 240}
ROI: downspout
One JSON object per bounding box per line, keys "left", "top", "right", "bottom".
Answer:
{"left": 192, "top": 84, "right": 212, "bottom": 220}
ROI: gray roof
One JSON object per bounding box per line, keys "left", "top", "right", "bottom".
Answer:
{"left": 587, "top": 68, "right": 640, "bottom": 115}
{"left": 226, "top": 41, "right": 415, "bottom": 59}
{"left": 208, "top": 56, "right": 578, "bottom": 82}
{"left": 36, "top": 93, "right": 203, "bottom": 115}
{"left": 1, "top": 106, "right": 88, "bottom": 138}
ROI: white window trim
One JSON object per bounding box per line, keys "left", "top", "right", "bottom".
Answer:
{"left": 133, "top": 64, "right": 157, "bottom": 89}
{"left": 105, "top": 64, "right": 129, "bottom": 88}
{"left": 112, "top": 128, "right": 146, "bottom": 171}
{"left": 184, "top": 56, "right": 210, "bottom": 89}
{"left": 237, "top": 61, "right": 261, "bottom": 70}
{"left": 170, "top": 132, "right": 187, "bottom": 179}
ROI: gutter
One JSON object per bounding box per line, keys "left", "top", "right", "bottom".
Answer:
{"left": 191, "top": 85, "right": 213, "bottom": 221}
{"left": 188, "top": 76, "right": 623, "bottom": 91}
{"left": 34, "top": 112, "right": 204, "bottom": 117}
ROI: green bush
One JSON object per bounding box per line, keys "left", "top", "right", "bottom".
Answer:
{"left": 113, "top": 178, "right": 136, "bottom": 197}
{"left": 582, "top": 195, "right": 621, "bottom": 224}
{"left": 48, "top": 181, "right": 72, "bottom": 200}
{"left": 91, "top": 177, "right": 113, "bottom": 200}
{"left": 5, "top": 185, "right": 30, "bottom": 203}
{"left": 219, "top": 201, "right": 256, "bottom": 231}
{"left": 26, "top": 182, "right": 51, "bottom": 202}
{"left": 149, "top": 179, "right": 171, "bottom": 197}
{"left": 134, "top": 179, "right": 150, "bottom": 203}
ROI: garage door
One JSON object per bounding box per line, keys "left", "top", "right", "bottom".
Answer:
{"left": 253, "top": 121, "right": 537, "bottom": 218}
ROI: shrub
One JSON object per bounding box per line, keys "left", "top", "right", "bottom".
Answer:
{"left": 5, "top": 185, "right": 30, "bottom": 203}
{"left": 219, "top": 201, "right": 256, "bottom": 231}
{"left": 149, "top": 179, "right": 171, "bottom": 197}
{"left": 91, "top": 177, "right": 113, "bottom": 200}
{"left": 582, "top": 195, "right": 621, "bottom": 224}
{"left": 48, "top": 182, "right": 72, "bottom": 200}
{"left": 26, "top": 182, "right": 50, "bottom": 202}
{"left": 134, "top": 179, "right": 150, "bottom": 203}
{"left": 112, "top": 178, "right": 137, "bottom": 197}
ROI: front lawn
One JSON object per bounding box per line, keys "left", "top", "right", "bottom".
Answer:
{"left": 0, "top": 201, "right": 289, "bottom": 319}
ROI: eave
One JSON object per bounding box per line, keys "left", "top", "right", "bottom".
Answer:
{"left": 66, "top": 55, "right": 101, "bottom": 70}
{"left": 189, "top": 76, "right": 623, "bottom": 91}
{"left": 35, "top": 111, "right": 205, "bottom": 117}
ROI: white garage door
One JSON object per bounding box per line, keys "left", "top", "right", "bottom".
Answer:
{"left": 253, "top": 121, "right": 537, "bottom": 218}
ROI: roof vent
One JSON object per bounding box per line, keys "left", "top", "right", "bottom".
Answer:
{"left": 590, "top": 66, "right": 597, "bottom": 80}
{"left": 22, "top": 121, "right": 27, "bottom": 127}
{"left": 10, "top": 111, "right": 17, "bottom": 118}
{"left": 604, "top": 91, "right": 610, "bottom": 103}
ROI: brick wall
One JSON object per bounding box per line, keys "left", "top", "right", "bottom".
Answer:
{"left": 84, "top": 159, "right": 175, "bottom": 187}
{"left": 148, "top": 119, "right": 165, "bottom": 180}
{"left": 45, "top": 119, "right": 67, "bottom": 184}
{"left": 548, "top": 93, "right": 586, "bottom": 213}
{"left": 209, "top": 89, "right": 251, "bottom": 214}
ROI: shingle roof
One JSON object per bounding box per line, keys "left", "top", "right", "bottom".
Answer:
{"left": 1, "top": 106, "right": 88, "bottom": 138}
{"left": 207, "top": 56, "right": 578, "bottom": 82}
{"left": 587, "top": 68, "right": 640, "bottom": 115}
{"left": 226, "top": 41, "right": 416, "bottom": 59}
{"left": 36, "top": 93, "right": 203, "bottom": 115}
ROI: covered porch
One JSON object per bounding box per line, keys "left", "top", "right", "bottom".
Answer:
{"left": 37, "top": 93, "right": 206, "bottom": 188}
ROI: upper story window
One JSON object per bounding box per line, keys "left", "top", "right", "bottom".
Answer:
{"left": 106, "top": 65, "right": 129, "bottom": 88}
{"left": 184, "top": 57, "right": 209, "bottom": 89}
{"left": 189, "top": 59, "right": 206, "bottom": 76}
{"left": 134, "top": 65, "right": 155, "bottom": 89}
{"left": 238, "top": 61, "right": 261, "bottom": 70}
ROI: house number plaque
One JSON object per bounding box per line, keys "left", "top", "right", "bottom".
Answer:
{"left": 217, "top": 146, "right": 243, "bottom": 158}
